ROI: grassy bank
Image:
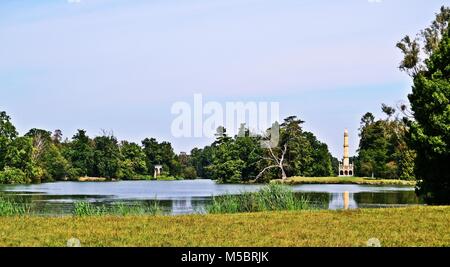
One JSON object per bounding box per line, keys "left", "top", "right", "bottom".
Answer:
{"left": 0, "top": 206, "right": 448, "bottom": 247}
{"left": 273, "top": 177, "right": 416, "bottom": 186}
{"left": 77, "top": 175, "right": 183, "bottom": 182}
{"left": 78, "top": 177, "right": 109, "bottom": 182}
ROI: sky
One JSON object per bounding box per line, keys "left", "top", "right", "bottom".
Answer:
{"left": 0, "top": 0, "right": 447, "bottom": 159}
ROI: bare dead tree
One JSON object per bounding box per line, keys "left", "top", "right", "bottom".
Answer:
{"left": 32, "top": 133, "right": 47, "bottom": 162}
{"left": 255, "top": 142, "right": 288, "bottom": 181}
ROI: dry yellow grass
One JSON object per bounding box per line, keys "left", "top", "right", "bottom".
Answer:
{"left": 0, "top": 206, "right": 448, "bottom": 247}
{"left": 78, "top": 177, "right": 108, "bottom": 182}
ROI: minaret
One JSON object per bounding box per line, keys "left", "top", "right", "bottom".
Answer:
{"left": 343, "top": 129, "right": 350, "bottom": 167}
{"left": 339, "top": 129, "right": 354, "bottom": 177}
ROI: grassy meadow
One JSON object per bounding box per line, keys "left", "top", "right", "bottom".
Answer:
{"left": 0, "top": 206, "right": 448, "bottom": 247}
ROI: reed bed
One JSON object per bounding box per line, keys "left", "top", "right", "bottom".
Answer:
{"left": 73, "top": 201, "right": 162, "bottom": 217}
{"left": 207, "top": 184, "right": 314, "bottom": 214}
{"left": 0, "top": 197, "right": 31, "bottom": 216}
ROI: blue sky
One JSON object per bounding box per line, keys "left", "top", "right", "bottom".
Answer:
{"left": 0, "top": 0, "right": 446, "bottom": 158}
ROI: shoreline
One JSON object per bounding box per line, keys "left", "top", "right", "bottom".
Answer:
{"left": 272, "top": 177, "right": 417, "bottom": 187}
{"left": 76, "top": 176, "right": 182, "bottom": 182}
{"left": 4, "top": 177, "right": 417, "bottom": 186}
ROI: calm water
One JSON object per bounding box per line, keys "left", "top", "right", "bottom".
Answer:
{"left": 0, "top": 179, "right": 422, "bottom": 215}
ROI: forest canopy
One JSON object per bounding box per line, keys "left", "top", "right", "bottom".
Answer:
{"left": 0, "top": 111, "right": 339, "bottom": 184}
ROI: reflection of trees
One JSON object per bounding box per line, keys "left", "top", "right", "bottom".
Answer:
{"left": 2, "top": 190, "right": 424, "bottom": 216}
{"left": 294, "top": 192, "right": 329, "bottom": 209}
{"left": 296, "top": 191, "right": 420, "bottom": 209}
{"left": 354, "top": 191, "right": 420, "bottom": 205}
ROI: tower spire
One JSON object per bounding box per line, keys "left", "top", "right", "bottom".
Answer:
{"left": 343, "top": 129, "right": 349, "bottom": 166}
{"left": 339, "top": 129, "right": 354, "bottom": 177}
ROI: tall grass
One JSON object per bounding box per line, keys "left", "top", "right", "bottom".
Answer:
{"left": 207, "top": 184, "right": 313, "bottom": 214}
{"left": 73, "top": 202, "right": 107, "bottom": 216}
{"left": 73, "top": 201, "right": 162, "bottom": 216}
{"left": 0, "top": 197, "right": 31, "bottom": 216}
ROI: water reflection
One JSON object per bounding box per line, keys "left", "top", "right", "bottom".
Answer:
{"left": 172, "top": 198, "right": 192, "bottom": 212}
{"left": 171, "top": 198, "right": 207, "bottom": 215}
{"left": 0, "top": 180, "right": 422, "bottom": 215}
{"left": 328, "top": 192, "right": 358, "bottom": 210}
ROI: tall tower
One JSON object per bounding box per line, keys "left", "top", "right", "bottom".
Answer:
{"left": 339, "top": 129, "right": 354, "bottom": 177}
{"left": 343, "top": 129, "right": 350, "bottom": 167}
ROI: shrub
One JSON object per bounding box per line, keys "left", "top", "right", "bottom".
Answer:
{"left": 182, "top": 166, "right": 197, "bottom": 180}
{"left": 31, "top": 166, "right": 50, "bottom": 183}
{"left": 0, "top": 167, "right": 30, "bottom": 184}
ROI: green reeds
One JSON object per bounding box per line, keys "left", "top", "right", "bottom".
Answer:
{"left": 0, "top": 197, "right": 31, "bottom": 216}
{"left": 73, "top": 201, "right": 162, "bottom": 216}
{"left": 73, "top": 202, "right": 107, "bottom": 216}
{"left": 207, "top": 183, "right": 313, "bottom": 214}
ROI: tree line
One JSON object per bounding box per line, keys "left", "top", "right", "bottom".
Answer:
{"left": 0, "top": 105, "right": 420, "bottom": 185}
{"left": 0, "top": 97, "right": 437, "bottom": 186}
{"left": 0, "top": 112, "right": 336, "bottom": 184}
{"left": 0, "top": 114, "right": 195, "bottom": 184}
{"left": 354, "top": 104, "right": 416, "bottom": 180}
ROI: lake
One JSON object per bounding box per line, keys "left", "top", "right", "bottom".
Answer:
{"left": 0, "top": 179, "right": 422, "bottom": 215}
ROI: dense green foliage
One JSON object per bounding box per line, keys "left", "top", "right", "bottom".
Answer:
{"left": 0, "top": 112, "right": 189, "bottom": 183}
{"left": 119, "top": 141, "right": 148, "bottom": 179}
{"left": 190, "top": 117, "right": 336, "bottom": 183}
{"left": 0, "top": 112, "right": 337, "bottom": 183}
{"left": 397, "top": 6, "right": 450, "bottom": 203}
{"left": 0, "top": 111, "right": 336, "bottom": 184}
{"left": 355, "top": 106, "right": 416, "bottom": 180}
{"left": 0, "top": 112, "right": 32, "bottom": 184}
{"left": 0, "top": 167, "right": 29, "bottom": 184}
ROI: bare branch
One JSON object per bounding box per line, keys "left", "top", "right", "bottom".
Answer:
{"left": 256, "top": 142, "right": 289, "bottom": 181}
{"left": 255, "top": 165, "right": 279, "bottom": 181}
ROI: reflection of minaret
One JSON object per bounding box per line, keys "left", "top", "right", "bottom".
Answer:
{"left": 172, "top": 198, "right": 193, "bottom": 215}
{"left": 339, "top": 129, "right": 354, "bottom": 176}
{"left": 328, "top": 192, "right": 358, "bottom": 210}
